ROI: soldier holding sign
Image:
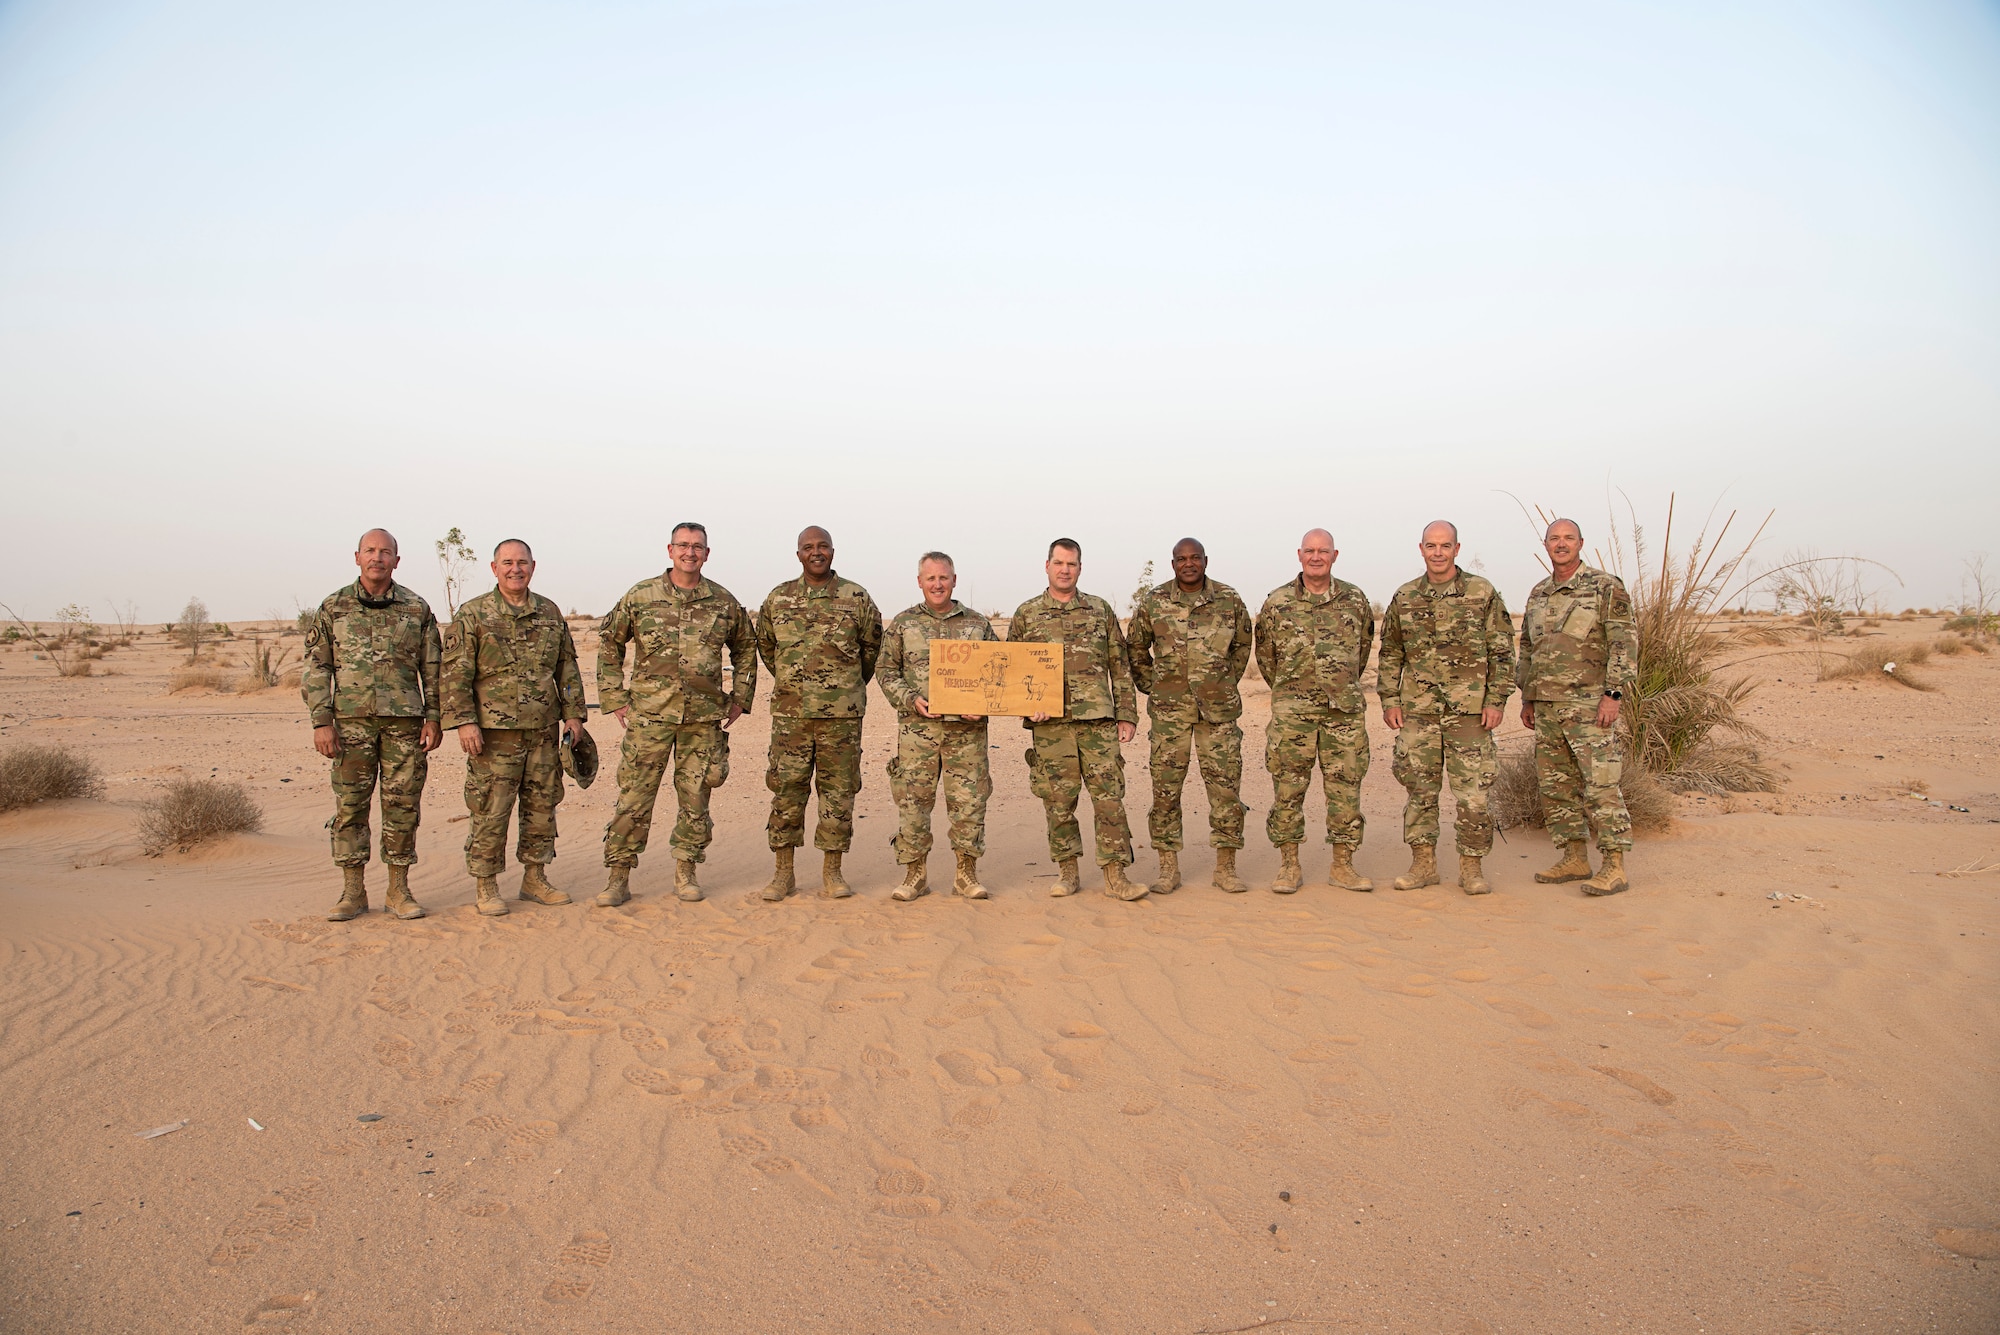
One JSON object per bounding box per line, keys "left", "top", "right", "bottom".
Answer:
{"left": 1008, "top": 539, "right": 1147, "bottom": 902}
{"left": 876, "top": 552, "right": 998, "bottom": 902}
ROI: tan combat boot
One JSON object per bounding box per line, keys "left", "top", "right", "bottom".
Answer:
{"left": 1154, "top": 849, "right": 1181, "bottom": 895}
{"left": 674, "top": 859, "right": 703, "bottom": 903}
{"left": 1392, "top": 845, "right": 1439, "bottom": 891}
{"left": 1582, "top": 850, "right": 1630, "bottom": 897}
{"left": 1051, "top": 858, "right": 1081, "bottom": 897}
{"left": 384, "top": 864, "right": 425, "bottom": 920}
{"left": 1327, "top": 845, "right": 1374, "bottom": 892}
{"left": 596, "top": 866, "right": 632, "bottom": 908}
{"left": 1102, "top": 862, "right": 1149, "bottom": 902}
{"left": 891, "top": 861, "right": 930, "bottom": 902}
{"left": 762, "top": 848, "right": 796, "bottom": 902}
{"left": 1535, "top": 840, "right": 1592, "bottom": 884}
{"left": 1271, "top": 844, "right": 1303, "bottom": 894}
{"left": 1459, "top": 854, "right": 1491, "bottom": 896}
{"left": 327, "top": 866, "right": 368, "bottom": 922}
{"left": 953, "top": 853, "right": 989, "bottom": 900}
{"left": 519, "top": 863, "right": 572, "bottom": 906}
{"left": 474, "top": 875, "right": 508, "bottom": 916}
{"left": 1212, "top": 847, "right": 1246, "bottom": 893}
{"left": 820, "top": 851, "right": 853, "bottom": 899}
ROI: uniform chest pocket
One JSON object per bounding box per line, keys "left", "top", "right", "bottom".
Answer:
{"left": 639, "top": 623, "right": 674, "bottom": 657}
{"left": 1206, "top": 625, "right": 1235, "bottom": 656}
{"left": 817, "top": 609, "right": 860, "bottom": 658}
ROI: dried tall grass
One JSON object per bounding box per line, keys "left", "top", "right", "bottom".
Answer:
{"left": 1821, "top": 640, "right": 1936, "bottom": 690}
{"left": 170, "top": 666, "right": 237, "bottom": 693}
{"left": 0, "top": 745, "right": 106, "bottom": 813}
{"left": 138, "top": 778, "right": 264, "bottom": 855}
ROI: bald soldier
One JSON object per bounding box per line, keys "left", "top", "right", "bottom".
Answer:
{"left": 1010, "top": 538, "right": 1148, "bottom": 901}
{"left": 1254, "top": 528, "right": 1376, "bottom": 893}
{"left": 1518, "top": 518, "right": 1637, "bottom": 895}
{"left": 301, "top": 528, "right": 443, "bottom": 921}
{"left": 442, "top": 539, "right": 590, "bottom": 915}
{"left": 1378, "top": 521, "right": 1515, "bottom": 895}
{"left": 755, "top": 526, "right": 884, "bottom": 901}
{"left": 1126, "top": 538, "right": 1254, "bottom": 892}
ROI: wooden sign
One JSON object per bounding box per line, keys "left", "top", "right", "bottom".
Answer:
{"left": 928, "top": 641, "right": 1063, "bottom": 718}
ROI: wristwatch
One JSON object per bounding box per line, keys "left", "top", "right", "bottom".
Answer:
{"left": 1603, "top": 690, "right": 1623, "bottom": 701}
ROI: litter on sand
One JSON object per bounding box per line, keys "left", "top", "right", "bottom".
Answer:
{"left": 356, "top": 1113, "right": 384, "bottom": 1123}
{"left": 136, "top": 1120, "right": 189, "bottom": 1140}
{"left": 247, "top": 1118, "right": 265, "bottom": 1131}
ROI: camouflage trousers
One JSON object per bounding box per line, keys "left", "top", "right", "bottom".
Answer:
{"left": 1265, "top": 709, "right": 1369, "bottom": 847}
{"left": 1390, "top": 713, "right": 1498, "bottom": 854}
{"left": 1146, "top": 712, "right": 1245, "bottom": 850}
{"left": 328, "top": 716, "right": 428, "bottom": 867}
{"left": 463, "top": 726, "right": 565, "bottom": 876}
{"left": 766, "top": 716, "right": 862, "bottom": 853}
{"left": 1026, "top": 718, "right": 1133, "bottom": 867}
{"left": 888, "top": 716, "right": 991, "bottom": 861}
{"left": 603, "top": 717, "right": 729, "bottom": 867}
{"left": 1532, "top": 701, "right": 1633, "bottom": 853}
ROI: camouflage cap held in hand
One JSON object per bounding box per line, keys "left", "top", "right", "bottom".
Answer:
{"left": 560, "top": 728, "right": 600, "bottom": 789}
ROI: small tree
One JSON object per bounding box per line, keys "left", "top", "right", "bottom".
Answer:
{"left": 54, "top": 603, "right": 96, "bottom": 644}
{"left": 436, "top": 527, "right": 475, "bottom": 618}
{"left": 105, "top": 599, "right": 140, "bottom": 644}
{"left": 1962, "top": 554, "right": 1996, "bottom": 637}
{"left": 1128, "top": 559, "right": 1156, "bottom": 616}
{"left": 0, "top": 602, "right": 91, "bottom": 676}
{"left": 177, "top": 597, "right": 212, "bottom": 664}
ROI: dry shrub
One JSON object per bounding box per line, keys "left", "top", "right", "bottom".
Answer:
{"left": 1491, "top": 745, "right": 1673, "bottom": 835}
{"left": 244, "top": 637, "right": 295, "bottom": 689}
{"left": 138, "top": 778, "right": 263, "bottom": 855}
{"left": 1933, "top": 635, "right": 1965, "bottom": 657}
{"left": 170, "top": 666, "right": 237, "bottom": 693}
{"left": 1821, "top": 639, "right": 1935, "bottom": 690}
{"left": 0, "top": 745, "right": 106, "bottom": 813}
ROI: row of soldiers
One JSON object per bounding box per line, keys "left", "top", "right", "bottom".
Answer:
{"left": 301, "top": 518, "right": 1636, "bottom": 921}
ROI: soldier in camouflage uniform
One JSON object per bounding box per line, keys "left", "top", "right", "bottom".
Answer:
{"left": 878, "top": 552, "right": 998, "bottom": 902}
{"left": 1128, "top": 538, "right": 1254, "bottom": 893}
{"left": 441, "top": 539, "right": 589, "bottom": 916}
{"left": 1518, "top": 518, "right": 1637, "bottom": 895}
{"left": 1010, "top": 539, "right": 1147, "bottom": 901}
{"left": 302, "top": 528, "right": 442, "bottom": 921}
{"left": 1255, "top": 529, "right": 1376, "bottom": 894}
{"left": 596, "top": 522, "right": 756, "bottom": 906}
{"left": 755, "top": 526, "right": 883, "bottom": 901}
{"left": 1378, "top": 521, "right": 1515, "bottom": 896}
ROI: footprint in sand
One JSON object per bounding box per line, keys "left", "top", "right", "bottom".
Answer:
{"left": 862, "top": 1044, "right": 911, "bottom": 1079}
{"left": 936, "top": 1049, "right": 1024, "bottom": 1087}
{"left": 507, "top": 1119, "right": 559, "bottom": 1146}
{"left": 990, "top": 1244, "right": 1052, "bottom": 1282}
{"left": 719, "top": 1127, "right": 774, "bottom": 1158}
{"left": 1485, "top": 996, "right": 1555, "bottom": 1028}
{"left": 457, "top": 1193, "right": 510, "bottom": 1218}
{"left": 1120, "top": 1094, "right": 1159, "bottom": 1116}
{"left": 1042, "top": 1040, "right": 1104, "bottom": 1092}
{"left": 751, "top": 1154, "right": 838, "bottom": 1198}
{"left": 464, "top": 1113, "right": 515, "bottom": 1134}
{"left": 460, "top": 1073, "right": 504, "bottom": 1094}
{"left": 1008, "top": 1171, "right": 1095, "bottom": 1224}
{"left": 542, "top": 1229, "right": 613, "bottom": 1305}
{"left": 209, "top": 1183, "right": 320, "bottom": 1267}
{"left": 243, "top": 1292, "right": 317, "bottom": 1326}
{"left": 791, "top": 1104, "right": 846, "bottom": 1132}
{"left": 243, "top": 976, "right": 311, "bottom": 993}
{"left": 622, "top": 1065, "right": 679, "bottom": 1096}
{"left": 1789, "top": 1262, "right": 1848, "bottom": 1330}
{"left": 1180, "top": 1065, "right": 1258, "bottom": 1094}
{"left": 873, "top": 1157, "right": 945, "bottom": 1218}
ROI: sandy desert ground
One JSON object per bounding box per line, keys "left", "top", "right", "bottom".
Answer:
{"left": 1, "top": 616, "right": 1996, "bottom": 1334}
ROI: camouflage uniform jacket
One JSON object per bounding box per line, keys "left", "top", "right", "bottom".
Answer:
{"left": 756, "top": 573, "right": 883, "bottom": 719}
{"left": 878, "top": 600, "right": 999, "bottom": 718}
{"left": 301, "top": 580, "right": 442, "bottom": 726}
{"left": 1377, "top": 570, "right": 1516, "bottom": 715}
{"left": 440, "top": 588, "right": 587, "bottom": 732}
{"left": 1254, "top": 576, "right": 1375, "bottom": 716}
{"left": 1006, "top": 591, "right": 1137, "bottom": 725}
{"left": 1518, "top": 565, "right": 1636, "bottom": 703}
{"left": 1127, "top": 578, "right": 1253, "bottom": 724}
{"left": 596, "top": 574, "right": 756, "bottom": 723}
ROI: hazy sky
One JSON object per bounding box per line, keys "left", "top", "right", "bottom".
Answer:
{"left": 2, "top": 0, "right": 1996, "bottom": 625}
